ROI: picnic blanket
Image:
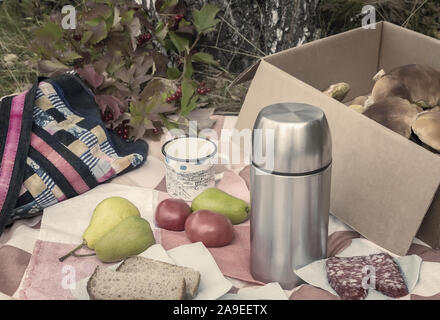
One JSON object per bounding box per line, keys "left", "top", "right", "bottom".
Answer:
{"left": 0, "top": 74, "right": 148, "bottom": 234}
{"left": 1, "top": 116, "right": 440, "bottom": 300}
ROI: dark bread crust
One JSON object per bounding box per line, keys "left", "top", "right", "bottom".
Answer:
{"left": 86, "top": 266, "right": 100, "bottom": 300}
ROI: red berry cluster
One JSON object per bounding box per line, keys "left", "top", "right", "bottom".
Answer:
{"left": 101, "top": 109, "right": 114, "bottom": 122}
{"left": 173, "top": 14, "right": 184, "bottom": 28}
{"left": 197, "top": 87, "right": 211, "bottom": 95}
{"left": 115, "top": 121, "right": 130, "bottom": 140}
{"left": 166, "top": 87, "right": 182, "bottom": 103}
{"left": 137, "top": 33, "right": 152, "bottom": 46}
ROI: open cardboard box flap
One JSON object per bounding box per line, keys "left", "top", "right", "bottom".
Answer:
{"left": 235, "top": 22, "right": 440, "bottom": 255}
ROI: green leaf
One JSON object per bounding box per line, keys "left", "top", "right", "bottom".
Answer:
{"left": 159, "top": 0, "right": 178, "bottom": 12}
{"left": 192, "top": 3, "right": 220, "bottom": 34}
{"left": 155, "top": 21, "right": 168, "bottom": 43}
{"left": 129, "top": 102, "right": 143, "bottom": 117}
{"left": 179, "top": 18, "right": 192, "bottom": 27}
{"left": 34, "top": 21, "right": 63, "bottom": 43}
{"left": 168, "top": 31, "right": 189, "bottom": 53}
{"left": 180, "top": 78, "right": 196, "bottom": 112}
{"left": 104, "top": 10, "right": 115, "bottom": 31}
{"left": 145, "top": 96, "right": 159, "bottom": 114}
{"left": 121, "top": 9, "right": 135, "bottom": 24}
{"left": 181, "top": 94, "right": 200, "bottom": 117}
{"left": 142, "top": 119, "right": 155, "bottom": 133}
{"left": 107, "top": 60, "right": 125, "bottom": 75}
{"left": 163, "top": 38, "right": 175, "bottom": 51}
{"left": 86, "top": 19, "right": 108, "bottom": 44}
{"left": 167, "top": 67, "right": 181, "bottom": 80}
{"left": 139, "top": 78, "right": 167, "bottom": 101}
{"left": 191, "top": 52, "right": 219, "bottom": 66}
{"left": 81, "top": 31, "right": 93, "bottom": 45}
{"left": 86, "top": 17, "right": 103, "bottom": 27}
{"left": 61, "top": 50, "right": 83, "bottom": 63}
{"left": 160, "top": 114, "right": 179, "bottom": 130}
{"left": 39, "top": 58, "right": 70, "bottom": 74}
{"left": 177, "top": 18, "right": 194, "bottom": 34}
{"left": 183, "top": 55, "right": 193, "bottom": 79}
{"left": 130, "top": 115, "right": 143, "bottom": 126}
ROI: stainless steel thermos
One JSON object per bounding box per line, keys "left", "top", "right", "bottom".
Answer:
{"left": 250, "top": 103, "right": 332, "bottom": 289}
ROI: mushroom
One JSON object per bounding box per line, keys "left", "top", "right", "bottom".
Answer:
{"left": 324, "top": 82, "right": 350, "bottom": 102}
{"left": 348, "top": 104, "right": 366, "bottom": 113}
{"left": 363, "top": 97, "right": 420, "bottom": 138}
{"left": 349, "top": 95, "right": 368, "bottom": 106}
{"left": 412, "top": 111, "right": 440, "bottom": 152}
{"left": 373, "top": 69, "right": 386, "bottom": 82}
{"left": 372, "top": 64, "right": 440, "bottom": 109}
{"left": 347, "top": 95, "right": 374, "bottom": 112}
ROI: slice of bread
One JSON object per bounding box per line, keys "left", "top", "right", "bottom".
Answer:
{"left": 87, "top": 265, "right": 185, "bottom": 300}
{"left": 117, "top": 256, "right": 201, "bottom": 299}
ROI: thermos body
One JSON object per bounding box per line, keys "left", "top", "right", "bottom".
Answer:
{"left": 250, "top": 164, "right": 331, "bottom": 289}
{"left": 249, "top": 102, "right": 332, "bottom": 290}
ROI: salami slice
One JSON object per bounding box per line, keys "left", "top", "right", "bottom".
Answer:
{"left": 325, "top": 253, "right": 409, "bottom": 300}
{"left": 326, "top": 256, "right": 368, "bottom": 300}
{"left": 366, "top": 253, "right": 409, "bottom": 298}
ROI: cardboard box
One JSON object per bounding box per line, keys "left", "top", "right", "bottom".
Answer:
{"left": 235, "top": 22, "right": 440, "bottom": 255}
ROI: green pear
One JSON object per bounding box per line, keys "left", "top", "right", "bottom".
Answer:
{"left": 191, "top": 188, "right": 250, "bottom": 224}
{"left": 95, "top": 216, "right": 155, "bottom": 263}
{"left": 83, "top": 196, "right": 141, "bottom": 249}
{"left": 59, "top": 197, "right": 140, "bottom": 262}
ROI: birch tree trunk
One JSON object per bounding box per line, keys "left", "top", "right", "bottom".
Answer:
{"left": 183, "top": 0, "right": 321, "bottom": 73}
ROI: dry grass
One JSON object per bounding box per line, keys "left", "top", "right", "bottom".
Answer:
{"left": 194, "top": 65, "right": 250, "bottom": 115}
{"left": 319, "top": 0, "right": 440, "bottom": 38}
{"left": 0, "top": 4, "right": 37, "bottom": 97}
{"left": 0, "top": 0, "right": 81, "bottom": 97}
{"left": 0, "top": 0, "right": 438, "bottom": 108}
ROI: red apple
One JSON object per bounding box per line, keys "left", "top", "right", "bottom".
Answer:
{"left": 155, "top": 198, "right": 192, "bottom": 231}
{"left": 185, "top": 210, "right": 234, "bottom": 247}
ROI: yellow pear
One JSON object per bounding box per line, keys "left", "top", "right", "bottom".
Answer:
{"left": 83, "top": 197, "right": 140, "bottom": 249}
{"left": 59, "top": 196, "right": 140, "bottom": 262}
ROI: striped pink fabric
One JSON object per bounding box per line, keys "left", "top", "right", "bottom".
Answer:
{"left": 97, "top": 167, "right": 116, "bottom": 183}
{"left": 0, "top": 92, "right": 27, "bottom": 211}
{"left": 30, "top": 133, "right": 89, "bottom": 194}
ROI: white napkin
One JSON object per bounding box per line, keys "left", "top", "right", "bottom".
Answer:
{"left": 219, "top": 283, "right": 288, "bottom": 300}
{"left": 294, "top": 239, "right": 422, "bottom": 300}
{"left": 70, "top": 244, "right": 172, "bottom": 300}
{"left": 40, "top": 183, "right": 231, "bottom": 300}
{"left": 70, "top": 242, "right": 232, "bottom": 300}
{"left": 167, "top": 242, "right": 232, "bottom": 300}
{"left": 39, "top": 184, "right": 158, "bottom": 244}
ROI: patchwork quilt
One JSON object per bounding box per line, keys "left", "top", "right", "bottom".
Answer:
{"left": 1, "top": 116, "right": 440, "bottom": 300}
{"left": 0, "top": 74, "right": 148, "bottom": 234}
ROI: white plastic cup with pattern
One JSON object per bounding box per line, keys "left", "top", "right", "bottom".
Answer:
{"left": 161, "top": 136, "right": 231, "bottom": 201}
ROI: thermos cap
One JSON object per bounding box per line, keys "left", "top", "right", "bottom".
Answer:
{"left": 252, "top": 103, "right": 332, "bottom": 174}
